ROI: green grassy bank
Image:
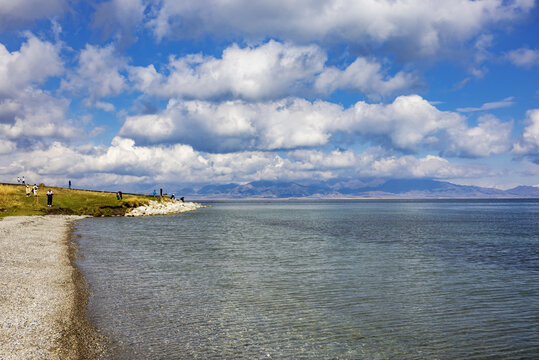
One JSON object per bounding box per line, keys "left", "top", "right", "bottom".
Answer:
{"left": 0, "top": 183, "right": 155, "bottom": 217}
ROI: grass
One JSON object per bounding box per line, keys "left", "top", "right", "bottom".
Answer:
{"left": 0, "top": 183, "right": 160, "bottom": 217}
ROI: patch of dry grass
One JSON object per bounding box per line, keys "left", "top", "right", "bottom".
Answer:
{"left": 0, "top": 184, "right": 24, "bottom": 210}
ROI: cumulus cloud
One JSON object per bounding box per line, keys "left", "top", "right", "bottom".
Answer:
{"left": 148, "top": 0, "right": 534, "bottom": 58}
{"left": 129, "top": 41, "right": 325, "bottom": 100}
{"left": 314, "top": 57, "right": 417, "bottom": 99}
{"left": 445, "top": 115, "right": 512, "bottom": 157}
{"left": 2, "top": 137, "right": 488, "bottom": 187}
{"left": 0, "top": 35, "right": 81, "bottom": 148}
{"left": 513, "top": 109, "right": 539, "bottom": 163}
{"left": 0, "top": 34, "right": 63, "bottom": 96}
{"left": 506, "top": 48, "right": 539, "bottom": 68}
{"left": 120, "top": 98, "right": 338, "bottom": 152}
{"left": 341, "top": 95, "right": 462, "bottom": 151}
{"left": 0, "top": 89, "right": 81, "bottom": 143}
{"left": 129, "top": 40, "right": 416, "bottom": 100}
{"left": 0, "top": 0, "right": 67, "bottom": 30}
{"left": 119, "top": 94, "right": 512, "bottom": 157}
{"left": 61, "top": 44, "right": 128, "bottom": 106}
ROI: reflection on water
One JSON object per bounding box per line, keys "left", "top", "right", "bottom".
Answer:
{"left": 75, "top": 200, "right": 539, "bottom": 359}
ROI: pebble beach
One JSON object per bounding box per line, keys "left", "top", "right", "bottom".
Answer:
{"left": 0, "top": 216, "right": 106, "bottom": 360}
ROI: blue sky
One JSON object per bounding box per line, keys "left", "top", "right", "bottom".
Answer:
{"left": 0, "top": 0, "right": 538, "bottom": 191}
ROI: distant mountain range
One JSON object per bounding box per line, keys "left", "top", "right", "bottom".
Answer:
{"left": 175, "top": 179, "right": 539, "bottom": 199}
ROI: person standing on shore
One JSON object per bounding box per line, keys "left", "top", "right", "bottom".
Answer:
{"left": 25, "top": 184, "right": 31, "bottom": 197}
{"left": 17, "top": 176, "right": 20, "bottom": 184}
{"left": 32, "top": 184, "right": 38, "bottom": 205}
{"left": 46, "top": 189, "right": 54, "bottom": 207}
{"left": 68, "top": 180, "right": 71, "bottom": 189}
{"left": 22, "top": 176, "right": 25, "bottom": 185}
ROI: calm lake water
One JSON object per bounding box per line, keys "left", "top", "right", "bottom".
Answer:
{"left": 74, "top": 200, "right": 539, "bottom": 359}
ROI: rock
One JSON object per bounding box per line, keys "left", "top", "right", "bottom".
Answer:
{"left": 124, "top": 200, "right": 204, "bottom": 217}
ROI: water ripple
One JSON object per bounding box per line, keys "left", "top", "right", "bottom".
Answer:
{"left": 75, "top": 200, "right": 539, "bottom": 359}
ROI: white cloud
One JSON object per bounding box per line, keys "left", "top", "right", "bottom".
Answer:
{"left": 288, "top": 149, "right": 357, "bottom": 170}
{"left": 0, "top": 139, "right": 16, "bottom": 154}
{"left": 445, "top": 115, "right": 512, "bottom": 157}
{"left": 129, "top": 41, "right": 325, "bottom": 100}
{"left": 95, "top": 101, "right": 116, "bottom": 112}
{"left": 341, "top": 95, "right": 463, "bottom": 151}
{"left": 0, "top": 34, "right": 63, "bottom": 96}
{"left": 314, "top": 57, "right": 417, "bottom": 99}
{"left": 0, "top": 35, "right": 81, "bottom": 146}
{"left": 120, "top": 94, "right": 511, "bottom": 157}
{"left": 365, "top": 154, "right": 475, "bottom": 179}
{"left": 1, "top": 137, "right": 488, "bottom": 187}
{"left": 0, "top": 0, "right": 67, "bottom": 30}
{"left": 149, "top": 0, "right": 535, "bottom": 58}
{"left": 120, "top": 97, "right": 338, "bottom": 152}
{"left": 507, "top": 48, "right": 539, "bottom": 68}
{"left": 456, "top": 96, "right": 515, "bottom": 112}
{"left": 61, "top": 44, "right": 128, "bottom": 105}
{"left": 513, "top": 109, "right": 539, "bottom": 163}
{"left": 0, "top": 89, "right": 81, "bottom": 142}
{"left": 129, "top": 40, "right": 416, "bottom": 100}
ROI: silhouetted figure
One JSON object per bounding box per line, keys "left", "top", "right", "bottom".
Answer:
{"left": 119, "top": 191, "right": 123, "bottom": 200}
{"left": 116, "top": 192, "right": 120, "bottom": 200}
{"left": 160, "top": 188, "right": 163, "bottom": 197}
{"left": 170, "top": 194, "right": 175, "bottom": 200}
{"left": 180, "top": 197, "right": 184, "bottom": 202}
{"left": 68, "top": 180, "right": 71, "bottom": 189}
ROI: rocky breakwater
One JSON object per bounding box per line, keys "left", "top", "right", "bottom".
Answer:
{"left": 125, "top": 200, "right": 204, "bottom": 217}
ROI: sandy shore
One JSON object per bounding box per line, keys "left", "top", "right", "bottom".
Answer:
{"left": 0, "top": 216, "right": 107, "bottom": 360}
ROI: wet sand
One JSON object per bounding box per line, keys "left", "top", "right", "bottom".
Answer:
{"left": 0, "top": 216, "right": 108, "bottom": 359}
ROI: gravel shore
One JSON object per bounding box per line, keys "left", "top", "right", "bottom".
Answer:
{"left": 0, "top": 216, "right": 107, "bottom": 360}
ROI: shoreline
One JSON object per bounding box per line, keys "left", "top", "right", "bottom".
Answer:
{"left": 0, "top": 216, "right": 108, "bottom": 359}
{"left": 63, "top": 219, "right": 111, "bottom": 359}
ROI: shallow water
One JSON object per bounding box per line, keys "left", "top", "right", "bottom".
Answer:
{"left": 74, "top": 200, "right": 539, "bottom": 359}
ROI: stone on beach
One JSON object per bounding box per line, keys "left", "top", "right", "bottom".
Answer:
{"left": 125, "top": 200, "right": 204, "bottom": 217}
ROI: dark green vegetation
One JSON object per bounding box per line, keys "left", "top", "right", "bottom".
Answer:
{"left": 0, "top": 183, "right": 153, "bottom": 217}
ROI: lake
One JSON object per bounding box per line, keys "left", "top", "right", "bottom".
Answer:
{"left": 74, "top": 200, "right": 539, "bottom": 359}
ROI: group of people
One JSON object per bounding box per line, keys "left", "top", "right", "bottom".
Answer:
{"left": 23, "top": 183, "right": 54, "bottom": 206}
{"left": 16, "top": 176, "right": 26, "bottom": 185}
{"left": 153, "top": 189, "right": 185, "bottom": 202}
{"left": 25, "top": 184, "right": 38, "bottom": 197}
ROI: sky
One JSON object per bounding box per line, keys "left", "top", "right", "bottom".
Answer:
{"left": 0, "top": 0, "right": 538, "bottom": 192}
